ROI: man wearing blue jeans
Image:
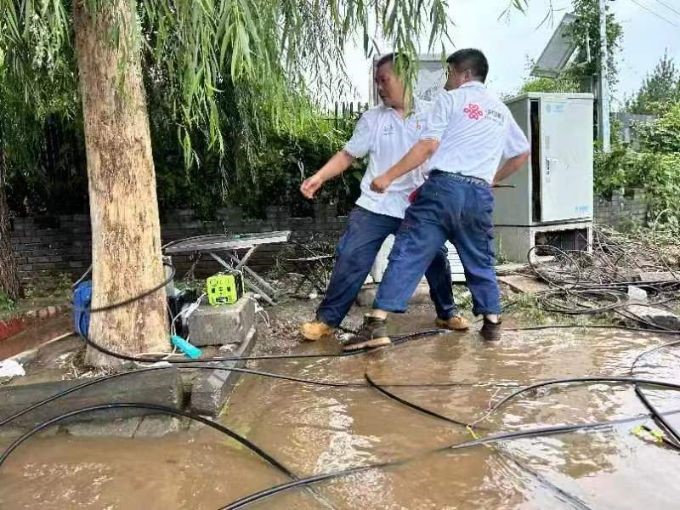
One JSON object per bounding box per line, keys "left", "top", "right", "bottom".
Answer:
{"left": 299, "top": 53, "right": 469, "bottom": 341}
{"left": 344, "top": 49, "right": 530, "bottom": 350}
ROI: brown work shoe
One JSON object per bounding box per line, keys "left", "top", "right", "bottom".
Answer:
{"left": 343, "top": 315, "right": 391, "bottom": 352}
{"left": 480, "top": 317, "right": 503, "bottom": 342}
{"left": 300, "top": 321, "right": 335, "bottom": 341}
{"left": 435, "top": 315, "right": 470, "bottom": 331}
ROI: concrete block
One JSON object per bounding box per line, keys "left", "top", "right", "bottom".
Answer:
{"left": 0, "top": 368, "right": 184, "bottom": 429}
{"left": 498, "top": 274, "right": 549, "bottom": 294}
{"left": 187, "top": 295, "right": 256, "bottom": 347}
{"left": 189, "top": 326, "right": 256, "bottom": 416}
{"left": 133, "top": 416, "right": 188, "bottom": 438}
{"left": 65, "top": 417, "right": 142, "bottom": 438}
{"left": 626, "top": 304, "right": 680, "bottom": 331}
{"left": 627, "top": 286, "right": 648, "bottom": 303}
{"left": 637, "top": 272, "right": 677, "bottom": 283}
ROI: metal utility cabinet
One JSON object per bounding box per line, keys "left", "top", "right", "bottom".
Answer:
{"left": 494, "top": 93, "right": 594, "bottom": 262}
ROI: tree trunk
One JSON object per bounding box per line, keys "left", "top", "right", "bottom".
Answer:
{"left": 73, "top": 0, "right": 169, "bottom": 368}
{"left": 0, "top": 145, "right": 22, "bottom": 301}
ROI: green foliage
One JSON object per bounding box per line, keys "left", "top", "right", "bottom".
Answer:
{"left": 627, "top": 51, "right": 680, "bottom": 116}
{"left": 594, "top": 146, "right": 680, "bottom": 230}
{"left": 517, "top": 0, "right": 623, "bottom": 95}
{"left": 0, "top": 0, "right": 462, "bottom": 218}
{"left": 0, "top": 291, "right": 15, "bottom": 312}
{"left": 636, "top": 102, "right": 680, "bottom": 154}
{"left": 566, "top": 0, "right": 622, "bottom": 87}
{"left": 593, "top": 145, "right": 633, "bottom": 195}
{"left": 0, "top": 0, "right": 454, "bottom": 173}
{"left": 23, "top": 272, "right": 73, "bottom": 300}
{"left": 0, "top": 43, "right": 86, "bottom": 216}
{"left": 520, "top": 75, "right": 579, "bottom": 94}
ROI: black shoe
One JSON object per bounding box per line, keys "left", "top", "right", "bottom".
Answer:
{"left": 343, "top": 315, "right": 391, "bottom": 352}
{"left": 480, "top": 317, "right": 502, "bottom": 342}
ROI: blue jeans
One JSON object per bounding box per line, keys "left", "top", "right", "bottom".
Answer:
{"left": 374, "top": 171, "right": 501, "bottom": 316}
{"left": 317, "top": 206, "right": 456, "bottom": 327}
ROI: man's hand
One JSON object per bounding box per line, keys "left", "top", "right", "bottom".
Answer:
{"left": 300, "top": 173, "right": 325, "bottom": 199}
{"left": 370, "top": 174, "right": 393, "bottom": 194}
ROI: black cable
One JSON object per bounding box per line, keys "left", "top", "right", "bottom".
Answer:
{"left": 365, "top": 374, "right": 593, "bottom": 510}
{"left": 77, "top": 327, "right": 450, "bottom": 365}
{"left": 631, "top": 339, "right": 680, "bottom": 375}
{"left": 220, "top": 412, "right": 664, "bottom": 510}
{"left": 0, "top": 366, "right": 170, "bottom": 428}
{"left": 0, "top": 402, "right": 292, "bottom": 477}
{"left": 365, "top": 373, "right": 474, "bottom": 429}
{"left": 489, "top": 377, "right": 680, "bottom": 418}
{"left": 509, "top": 324, "right": 680, "bottom": 335}
{"left": 72, "top": 263, "right": 176, "bottom": 314}
{"left": 2, "top": 363, "right": 514, "bottom": 429}
{"left": 634, "top": 385, "right": 680, "bottom": 449}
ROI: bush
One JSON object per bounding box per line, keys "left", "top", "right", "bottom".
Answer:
{"left": 635, "top": 102, "right": 680, "bottom": 153}
{"left": 594, "top": 147, "right": 680, "bottom": 229}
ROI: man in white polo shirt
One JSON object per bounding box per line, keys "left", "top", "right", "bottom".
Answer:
{"left": 343, "top": 48, "right": 530, "bottom": 350}
{"left": 299, "top": 53, "right": 469, "bottom": 341}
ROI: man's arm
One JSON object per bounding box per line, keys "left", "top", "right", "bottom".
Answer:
{"left": 300, "top": 151, "right": 355, "bottom": 199}
{"left": 492, "top": 151, "right": 530, "bottom": 185}
{"left": 370, "top": 139, "right": 440, "bottom": 193}
{"left": 302, "top": 110, "right": 374, "bottom": 199}
{"left": 371, "top": 91, "right": 453, "bottom": 194}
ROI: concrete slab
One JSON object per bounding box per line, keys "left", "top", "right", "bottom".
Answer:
{"left": 496, "top": 263, "right": 528, "bottom": 275}
{"left": 498, "top": 275, "right": 550, "bottom": 294}
{"left": 0, "top": 368, "right": 184, "bottom": 429}
{"left": 626, "top": 304, "right": 680, "bottom": 331}
{"left": 187, "top": 295, "right": 256, "bottom": 347}
{"left": 188, "top": 326, "right": 257, "bottom": 416}
{"left": 637, "top": 271, "right": 678, "bottom": 283}
{"left": 64, "top": 417, "right": 143, "bottom": 438}
{"left": 133, "top": 416, "right": 189, "bottom": 438}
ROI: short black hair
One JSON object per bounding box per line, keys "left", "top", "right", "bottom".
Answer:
{"left": 376, "top": 52, "right": 410, "bottom": 71}
{"left": 446, "top": 49, "right": 489, "bottom": 82}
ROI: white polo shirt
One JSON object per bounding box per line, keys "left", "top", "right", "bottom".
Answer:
{"left": 421, "top": 81, "right": 530, "bottom": 184}
{"left": 343, "top": 100, "right": 431, "bottom": 219}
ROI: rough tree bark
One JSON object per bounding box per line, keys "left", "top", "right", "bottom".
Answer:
{"left": 0, "top": 143, "right": 22, "bottom": 301}
{"left": 73, "top": 0, "right": 168, "bottom": 367}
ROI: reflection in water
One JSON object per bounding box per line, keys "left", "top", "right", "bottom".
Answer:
{"left": 1, "top": 323, "right": 680, "bottom": 509}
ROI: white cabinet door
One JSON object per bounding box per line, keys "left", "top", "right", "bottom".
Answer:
{"left": 539, "top": 98, "right": 593, "bottom": 222}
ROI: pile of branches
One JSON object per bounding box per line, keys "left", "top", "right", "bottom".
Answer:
{"left": 526, "top": 227, "right": 680, "bottom": 329}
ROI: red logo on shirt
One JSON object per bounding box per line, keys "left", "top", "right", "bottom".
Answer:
{"left": 464, "top": 103, "right": 484, "bottom": 120}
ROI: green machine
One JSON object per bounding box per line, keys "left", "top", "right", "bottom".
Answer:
{"left": 206, "top": 272, "right": 244, "bottom": 305}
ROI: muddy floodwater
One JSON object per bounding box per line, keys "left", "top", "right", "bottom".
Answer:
{"left": 1, "top": 310, "right": 680, "bottom": 509}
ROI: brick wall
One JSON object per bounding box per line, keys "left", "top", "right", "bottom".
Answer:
{"left": 10, "top": 204, "right": 347, "bottom": 282}
{"left": 594, "top": 189, "right": 648, "bottom": 230}
{"left": 10, "top": 192, "right": 649, "bottom": 283}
